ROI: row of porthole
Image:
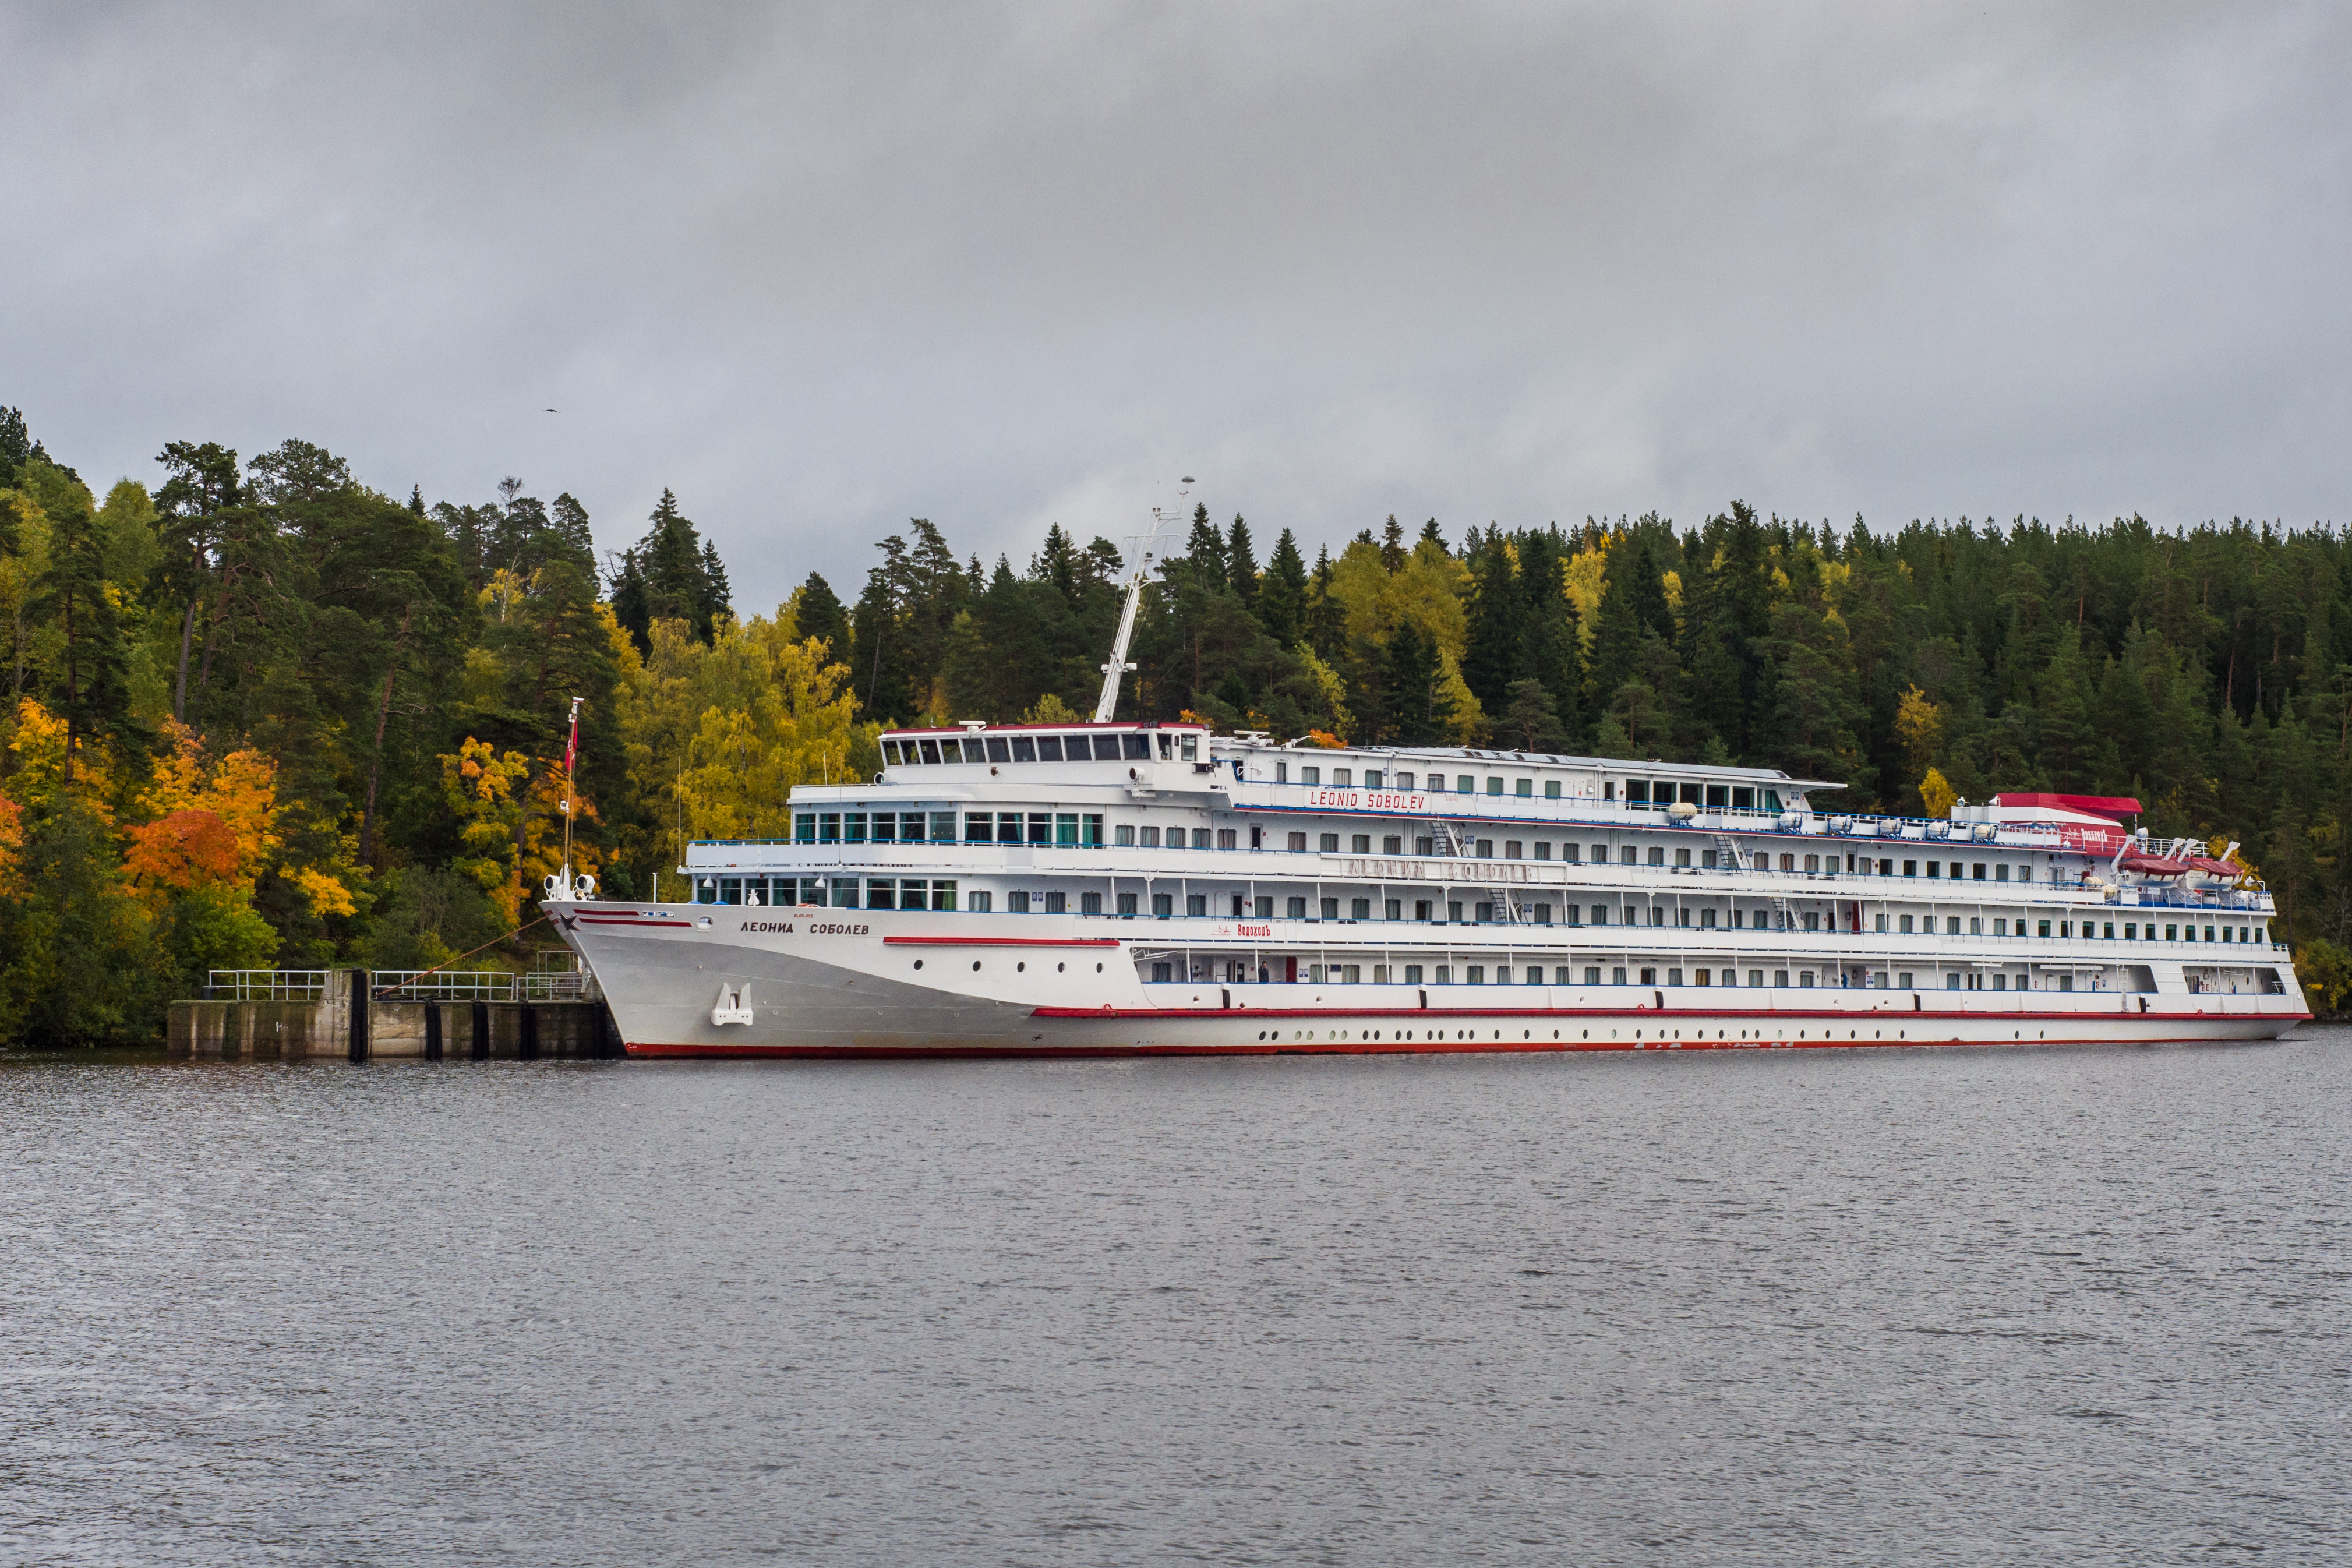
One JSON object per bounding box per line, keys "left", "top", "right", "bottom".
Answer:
{"left": 1241, "top": 1025, "right": 2056, "bottom": 1044}
{"left": 910, "top": 959, "right": 1110, "bottom": 974}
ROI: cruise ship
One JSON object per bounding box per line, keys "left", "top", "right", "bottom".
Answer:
{"left": 548, "top": 723, "right": 2305, "bottom": 1056}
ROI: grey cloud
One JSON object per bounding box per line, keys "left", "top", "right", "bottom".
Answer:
{"left": 4, "top": 1, "right": 2346, "bottom": 612}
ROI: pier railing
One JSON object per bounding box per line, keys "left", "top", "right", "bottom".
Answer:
{"left": 206, "top": 970, "right": 331, "bottom": 1001}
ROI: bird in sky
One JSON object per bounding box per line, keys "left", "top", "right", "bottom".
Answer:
{"left": 544, "top": 408, "right": 560, "bottom": 413}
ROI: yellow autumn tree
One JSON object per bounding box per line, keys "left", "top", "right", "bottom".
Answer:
{"left": 675, "top": 631, "right": 866, "bottom": 843}
{"left": 440, "top": 737, "right": 532, "bottom": 926}
{"left": 1919, "top": 767, "right": 1958, "bottom": 820}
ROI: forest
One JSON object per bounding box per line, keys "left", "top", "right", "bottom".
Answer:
{"left": 5, "top": 402, "right": 2351, "bottom": 1044}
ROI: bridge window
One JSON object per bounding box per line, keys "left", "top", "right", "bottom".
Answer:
{"left": 1122, "top": 734, "right": 1151, "bottom": 760}
{"left": 986, "top": 737, "right": 1011, "bottom": 762}
{"left": 1011, "top": 736, "right": 1038, "bottom": 762}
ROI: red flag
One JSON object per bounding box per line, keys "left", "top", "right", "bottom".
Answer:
{"left": 564, "top": 707, "right": 579, "bottom": 775}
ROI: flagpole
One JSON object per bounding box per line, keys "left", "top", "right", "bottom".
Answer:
{"left": 561, "top": 695, "right": 582, "bottom": 891}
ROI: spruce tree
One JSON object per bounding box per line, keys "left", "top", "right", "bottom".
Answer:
{"left": 1258, "top": 529, "right": 1309, "bottom": 645}
{"left": 1226, "top": 515, "right": 1258, "bottom": 608}
{"left": 793, "top": 571, "right": 851, "bottom": 660}
{"left": 31, "top": 476, "right": 143, "bottom": 781}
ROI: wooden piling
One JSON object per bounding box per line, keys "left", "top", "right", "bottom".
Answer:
{"left": 424, "top": 1002, "right": 443, "bottom": 1061}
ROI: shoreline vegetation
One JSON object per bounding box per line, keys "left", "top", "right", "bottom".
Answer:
{"left": 3, "top": 405, "right": 2350, "bottom": 1044}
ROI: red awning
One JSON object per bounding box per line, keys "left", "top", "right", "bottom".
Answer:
{"left": 1994, "top": 793, "right": 2144, "bottom": 820}
{"left": 2187, "top": 857, "right": 2241, "bottom": 878}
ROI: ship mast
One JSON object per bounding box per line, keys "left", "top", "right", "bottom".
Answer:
{"left": 1092, "top": 476, "right": 1192, "bottom": 722}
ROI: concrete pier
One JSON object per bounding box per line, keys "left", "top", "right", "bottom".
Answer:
{"left": 168, "top": 970, "right": 621, "bottom": 1060}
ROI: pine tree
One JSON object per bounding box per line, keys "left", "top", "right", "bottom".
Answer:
{"left": 1380, "top": 515, "right": 1407, "bottom": 573}
{"left": 1461, "top": 528, "right": 1524, "bottom": 715}
{"left": 1183, "top": 503, "right": 1226, "bottom": 589}
{"left": 30, "top": 476, "right": 144, "bottom": 782}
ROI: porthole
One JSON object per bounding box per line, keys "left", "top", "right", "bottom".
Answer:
{"left": 913, "top": 959, "right": 924, "bottom": 970}
{"left": 1096, "top": 963, "right": 1104, "bottom": 973}
{"left": 972, "top": 960, "right": 981, "bottom": 972}
{"left": 1057, "top": 962, "right": 1066, "bottom": 973}
{"left": 1016, "top": 962, "right": 1026, "bottom": 973}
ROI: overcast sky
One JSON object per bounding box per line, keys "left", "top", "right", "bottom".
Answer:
{"left": 6, "top": 1, "right": 2347, "bottom": 611}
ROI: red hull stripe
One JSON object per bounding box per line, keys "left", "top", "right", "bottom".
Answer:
{"left": 621, "top": 1033, "right": 2275, "bottom": 1060}
{"left": 1028, "top": 1004, "right": 2307, "bottom": 1024}
{"left": 881, "top": 935, "right": 1125, "bottom": 948}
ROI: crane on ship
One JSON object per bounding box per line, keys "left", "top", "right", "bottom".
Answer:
{"left": 1093, "top": 476, "right": 1192, "bottom": 722}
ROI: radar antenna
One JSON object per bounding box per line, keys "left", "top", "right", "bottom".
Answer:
{"left": 1093, "top": 476, "right": 1192, "bottom": 722}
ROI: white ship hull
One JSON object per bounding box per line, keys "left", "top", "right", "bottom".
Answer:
{"left": 555, "top": 902, "right": 2308, "bottom": 1057}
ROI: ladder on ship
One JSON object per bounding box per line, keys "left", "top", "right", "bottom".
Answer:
{"left": 1430, "top": 815, "right": 1523, "bottom": 924}
{"left": 1715, "top": 831, "right": 1796, "bottom": 932}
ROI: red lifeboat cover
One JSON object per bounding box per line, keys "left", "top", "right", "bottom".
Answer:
{"left": 2187, "top": 857, "right": 2242, "bottom": 878}
{"left": 1992, "top": 793, "right": 2143, "bottom": 821}
{"left": 2117, "top": 853, "right": 2192, "bottom": 877}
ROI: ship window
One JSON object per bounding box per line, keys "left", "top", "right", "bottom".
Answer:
{"left": 2038, "top": 920, "right": 2052, "bottom": 938}
{"left": 1027, "top": 813, "right": 1051, "bottom": 844}
{"left": 2019, "top": 866, "right": 2033, "bottom": 882}
{"left": 1516, "top": 779, "right": 1532, "bottom": 797}
{"left": 1627, "top": 781, "right": 1651, "bottom": 805}
{"left": 1701, "top": 908, "right": 1717, "bottom": 928}
{"left": 1334, "top": 769, "right": 1352, "bottom": 787}
{"left": 2104, "top": 921, "right": 2115, "bottom": 940}
{"left": 1412, "top": 900, "right": 1432, "bottom": 921}
{"left": 1079, "top": 736, "right": 1107, "bottom": 760}
{"left": 1383, "top": 835, "right": 1403, "bottom": 853}
{"left": 2166, "top": 924, "right": 2177, "bottom": 941}
{"left": 1181, "top": 734, "right": 1198, "bottom": 761}
{"left": 882, "top": 741, "right": 902, "bottom": 765}
{"left": 966, "top": 891, "right": 991, "bottom": 913}
{"left": 1275, "top": 761, "right": 1288, "bottom": 783}
{"left": 1647, "top": 847, "right": 1664, "bottom": 867}
{"left": 1115, "top": 734, "right": 1145, "bottom": 760}
{"left": 1010, "top": 736, "right": 1037, "bottom": 762}
{"left": 1899, "top": 972, "right": 1915, "bottom": 990}
{"left": 1186, "top": 894, "right": 1207, "bottom": 917}
{"left": 1535, "top": 842, "right": 1551, "bottom": 860}
{"left": 845, "top": 813, "right": 868, "bottom": 843}
{"left": 796, "top": 813, "right": 816, "bottom": 843}
{"left": 1948, "top": 917, "right": 1961, "bottom": 935}
{"left": 1545, "top": 779, "right": 1562, "bottom": 799}
{"left": 1352, "top": 834, "right": 1371, "bottom": 853}
{"left": 1085, "top": 814, "right": 1104, "bottom": 846}
{"left": 1302, "top": 767, "right": 1320, "bottom": 786}
{"left": 1115, "top": 892, "right": 1137, "bottom": 916}
{"left": 1286, "top": 832, "right": 1305, "bottom": 852}
{"left": 1733, "top": 786, "right": 1754, "bottom": 810}
{"left": 1480, "top": 777, "right": 1499, "bottom": 796}
{"left": 1364, "top": 769, "right": 1382, "bottom": 789}
{"left": 1902, "top": 860, "right": 1917, "bottom": 877}
{"left": 1764, "top": 791, "right": 1784, "bottom": 811}
{"left": 1035, "top": 736, "right": 1064, "bottom": 761}
{"left": 1468, "top": 966, "right": 1487, "bottom": 984}
{"left": 1457, "top": 775, "right": 1474, "bottom": 793}
{"left": 1613, "top": 967, "right": 1629, "bottom": 986}
{"left": 1800, "top": 970, "right": 1816, "bottom": 988}
{"left": 1405, "top": 965, "right": 1425, "bottom": 984}
{"left": 865, "top": 880, "right": 895, "bottom": 910}
{"left": 1319, "top": 833, "right": 1339, "bottom": 852}
{"left": 1875, "top": 913, "right": 1888, "bottom": 933}
{"left": 1117, "top": 824, "right": 1136, "bottom": 846}
{"left": 1924, "top": 861, "right": 1937, "bottom": 878}
{"left": 1396, "top": 772, "right": 1414, "bottom": 790}
{"left": 1705, "top": 785, "right": 1728, "bottom": 808}
{"left": 1142, "top": 825, "right": 1161, "bottom": 847}
{"left": 1477, "top": 840, "right": 1495, "bottom": 858}
{"left": 1286, "top": 896, "right": 1307, "bottom": 918}
{"left": 1996, "top": 864, "right": 2009, "bottom": 881}
{"left": 871, "top": 814, "right": 896, "bottom": 845}
{"left": 1973, "top": 863, "right": 1986, "bottom": 879}
{"left": 1056, "top": 813, "right": 1079, "bottom": 846}
{"left": 984, "top": 737, "right": 1011, "bottom": 762}
{"left": 818, "top": 813, "right": 840, "bottom": 843}
{"left": 1899, "top": 914, "right": 1914, "bottom": 934}
{"left": 1674, "top": 848, "right": 1690, "bottom": 868}
{"left": 1322, "top": 898, "right": 1340, "bottom": 920}
{"left": 1251, "top": 895, "right": 1272, "bottom": 918}
{"left": 1351, "top": 898, "right": 1371, "bottom": 920}
{"left": 1005, "top": 891, "right": 1029, "bottom": 913}
{"left": 1044, "top": 892, "right": 1066, "bottom": 913}
{"left": 1157, "top": 734, "right": 1174, "bottom": 760}
{"left": 916, "top": 739, "right": 940, "bottom": 764}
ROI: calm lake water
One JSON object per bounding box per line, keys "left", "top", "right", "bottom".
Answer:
{"left": 3, "top": 1036, "right": 2348, "bottom": 1567}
